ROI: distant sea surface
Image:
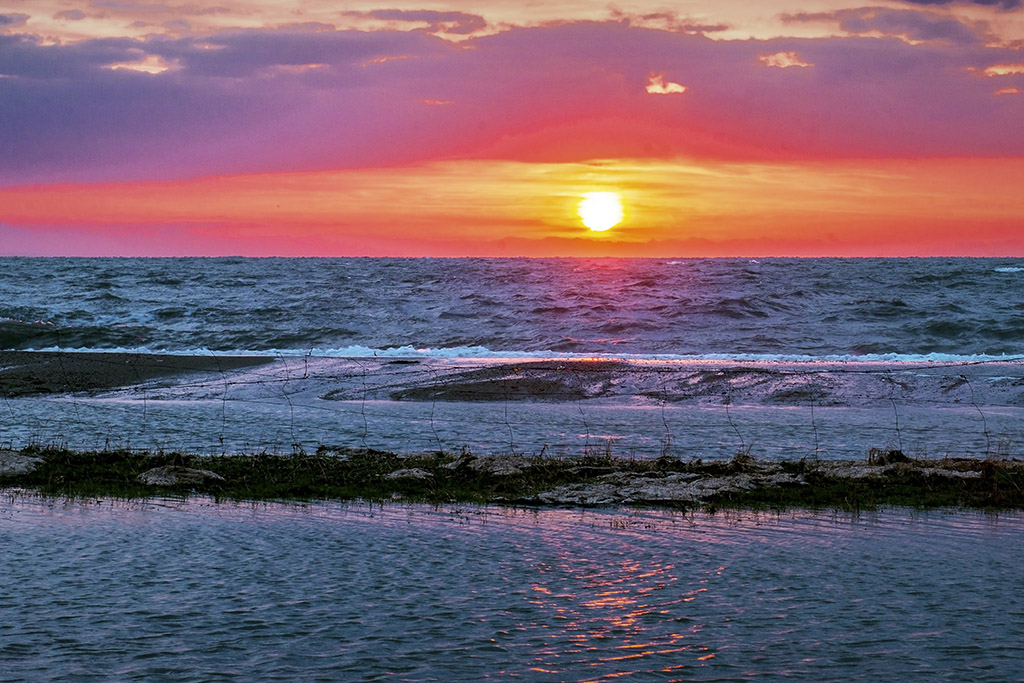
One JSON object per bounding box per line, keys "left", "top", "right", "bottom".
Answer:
{"left": 3, "top": 257, "right": 1023, "bottom": 361}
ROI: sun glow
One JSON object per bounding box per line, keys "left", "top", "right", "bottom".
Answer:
{"left": 578, "top": 192, "right": 624, "bottom": 232}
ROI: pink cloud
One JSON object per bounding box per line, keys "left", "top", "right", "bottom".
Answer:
{"left": 1, "top": 16, "right": 1022, "bottom": 186}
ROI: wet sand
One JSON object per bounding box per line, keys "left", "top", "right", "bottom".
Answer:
{"left": 0, "top": 351, "right": 272, "bottom": 397}
{"left": 2, "top": 352, "right": 1021, "bottom": 461}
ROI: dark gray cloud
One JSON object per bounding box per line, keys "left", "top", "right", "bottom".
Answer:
{"left": 0, "top": 13, "right": 29, "bottom": 28}
{"left": 897, "top": 0, "right": 1021, "bottom": 10}
{"left": 784, "top": 8, "right": 988, "bottom": 45}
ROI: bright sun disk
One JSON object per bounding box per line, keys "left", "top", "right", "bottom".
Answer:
{"left": 578, "top": 192, "right": 624, "bottom": 232}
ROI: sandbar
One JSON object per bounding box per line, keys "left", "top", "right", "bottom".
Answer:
{"left": 0, "top": 351, "right": 272, "bottom": 397}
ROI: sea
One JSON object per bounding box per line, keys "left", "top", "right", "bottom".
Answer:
{"left": 2, "top": 256, "right": 1023, "bottom": 359}
{"left": 1, "top": 257, "right": 1022, "bottom": 458}
{"left": 3, "top": 257, "right": 1024, "bottom": 681}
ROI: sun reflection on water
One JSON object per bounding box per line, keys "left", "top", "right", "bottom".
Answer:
{"left": 518, "top": 532, "right": 722, "bottom": 679}
{"left": 6, "top": 500, "right": 1024, "bottom": 680}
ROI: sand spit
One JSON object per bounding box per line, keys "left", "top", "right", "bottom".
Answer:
{"left": 0, "top": 351, "right": 272, "bottom": 397}
{"left": 2, "top": 447, "right": 1021, "bottom": 510}
{"left": 5, "top": 351, "right": 1023, "bottom": 409}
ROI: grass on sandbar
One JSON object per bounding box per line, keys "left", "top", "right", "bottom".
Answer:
{"left": 3, "top": 445, "right": 1024, "bottom": 511}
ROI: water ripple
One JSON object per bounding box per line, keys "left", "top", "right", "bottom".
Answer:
{"left": 2, "top": 497, "right": 1023, "bottom": 680}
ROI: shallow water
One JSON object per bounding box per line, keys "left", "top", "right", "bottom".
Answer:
{"left": 2, "top": 496, "right": 1023, "bottom": 681}
{"left": 4, "top": 393, "right": 1017, "bottom": 460}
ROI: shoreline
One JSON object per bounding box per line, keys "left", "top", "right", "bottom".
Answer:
{"left": 4, "top": 349, "right": 1023, "bottom": 400}
{"left": 2, "top": 349, "right": 1022, "bottom": 465}
{"left": 3, "top": 446, "right": 1022, "bottom": 511}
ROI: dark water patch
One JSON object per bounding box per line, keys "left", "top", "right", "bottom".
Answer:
{"left": 987, "top": 317, "right": 1024, "bottom": 340}
{"left": 84, "top": 291, "right": 125, "bottom": 303}
{"left": 392, "top": 377, "right": 586, "bottom": 402}
{"left": 854, "top": 298, "right": 911, "bottom": 320}
{"left": 921, "top": 320, "right": 974, "bottom": 338}
{"left": 706, "top": 297, "right": 769, "bottom": 319}
{"left": 0, "top": 351, "right": 272, "bottom": 397}
{"left": 152, "top": 307, "right": 187, "bottom": 321}
{"left": 438, "top": 310, "right": 479, "bottom": 320}
{"left": 0, "top": 321, "right": 150, "bottom": 351}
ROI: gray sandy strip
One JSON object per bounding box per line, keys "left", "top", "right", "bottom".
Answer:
{"left": 0, "top": 351, "right": 273, "bottom": 397}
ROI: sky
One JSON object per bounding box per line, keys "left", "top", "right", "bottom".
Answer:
{"left": 0, "top": 0, "right": 1022, "bottom": 256}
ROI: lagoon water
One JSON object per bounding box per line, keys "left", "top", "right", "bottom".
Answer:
{"left": 2, "top": 496, "right": 1023, "bottom": 681}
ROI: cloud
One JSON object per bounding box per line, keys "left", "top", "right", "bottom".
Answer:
{"left": 607, "top": 8, "right": 730, "bottom": 34}
{"left": 55, "top": 10, "right": 88, "bottom": 21}
{"left": 109, "top": 53, "right": 176, "bottom": 73}
{"left": 360, "top": 10, "right": 486, "bottom": 36}
{"left": 90, "top": 1, "right": 232, "bottom": 17}
{"left": 984, "top": 62, "right": 1024, "bottom": 74}
{"left": 0, "top": 13, "right": 28, "bottom": 29}
{"left": 896, "top": 0, "right": 1021, "bottom": 10}
{"left": 645, "top": 73, "right": 687, "bottom": 94}
{"left": 760, "top": 51, "right": 813, "bottom": 68}
{"left": 783, "top": 8, "right": 989, "bottom": 45}
{"left": 1, "top": 20, "right": 1023, "bottom": 185}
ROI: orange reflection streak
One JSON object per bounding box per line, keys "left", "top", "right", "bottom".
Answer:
{"left": 522, "top": 545, "right": 721, "bottom": 678}
{"left": 496, "top": 508, "right": 746, "bottom": 677}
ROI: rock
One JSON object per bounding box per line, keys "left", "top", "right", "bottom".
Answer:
{"left": 762, "top": 472, "right": 806, "bottom": 487}
{"left": 0, "top": 450, "right": 42, "bottom": 476}
{"left": 470, "top": 455, "right": 524, "bottom": 476}
{"left": 868, "top": 448, "right": 910, "bottom": 465}
{"left": 385, "top": 468, "right": 433, "bottom": 481}
{"left": 536, "top": 469, "right": 805, "bottom": 506}
{"left": 442, "top": 453, "right": 476, "bottom": 471}
{"left": 817, "top": 462, "right": 881, "bottom": 479}
{"left": 442, "top": 454, "right": 525, "bottom": 476}
{"left": 137, "top": 466, "right": 225, "bottom": 487}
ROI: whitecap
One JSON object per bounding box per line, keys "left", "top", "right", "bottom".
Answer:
{"left": 30, "top": 344, "right": 1024, "bottom": 365}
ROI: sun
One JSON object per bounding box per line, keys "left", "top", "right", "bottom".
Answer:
{"left": 577, "top": 192, "right": 624, "bottom": 232}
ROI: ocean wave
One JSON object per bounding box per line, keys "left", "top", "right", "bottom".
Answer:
{"left": 4, "top": 257, "right": 1024, "bottom": 361}
{"left": 21, "top": 344, "right": 1024, "bottom": 365}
